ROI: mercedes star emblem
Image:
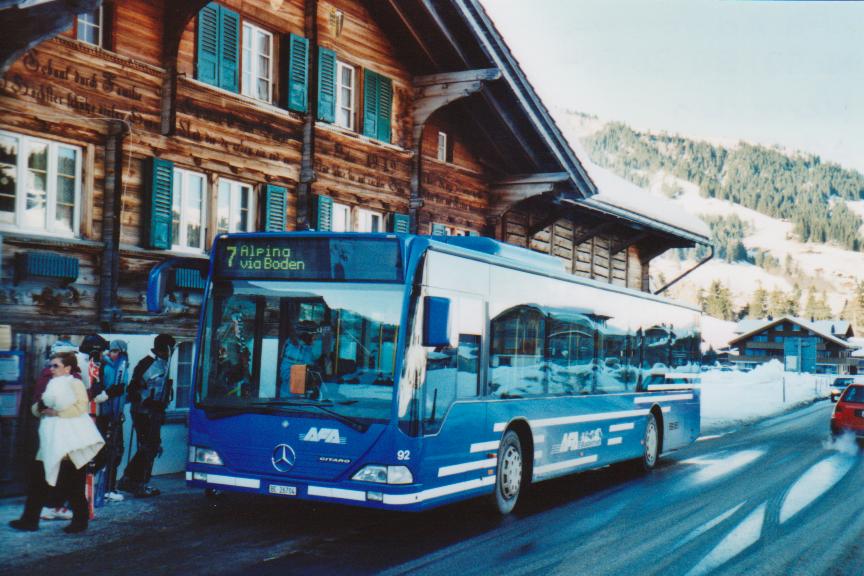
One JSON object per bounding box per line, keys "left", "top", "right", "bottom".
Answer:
{"left": 271, "top": 443, "right": 296, "bottom": 473}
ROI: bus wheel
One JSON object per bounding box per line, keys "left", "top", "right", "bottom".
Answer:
{"left": 492, "top": 430, "right": 523, "bottom": 515}
{"left": 641, "top": 413, "right": 660, "bottom": 471}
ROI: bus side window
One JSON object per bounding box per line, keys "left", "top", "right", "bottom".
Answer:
{"left": 490, "top": 306, "right": 546, "bottom": 398}
{"left": 456, "top": 334, "right": 480, "bottom": 398}
{"left": 424, "top": 333, "right": 480, "bottom": 433}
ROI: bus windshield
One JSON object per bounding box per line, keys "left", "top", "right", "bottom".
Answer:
{"left": 197, "top": 280, "right": 403, "bottom": 423}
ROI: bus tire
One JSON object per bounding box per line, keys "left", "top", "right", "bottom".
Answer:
{"left": 492, "top": 430, "right": 523, "bottom": 515}
{"left": 639, "top": 412, "right": 660, "bottom": 472}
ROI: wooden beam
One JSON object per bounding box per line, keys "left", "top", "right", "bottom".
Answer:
{"left": 488, "top": 182, "right": 556, "bottom": 218}
{"left": 161, "top": 0, "right": 211, "bottom": 135}
{"left": 414, "top": 68, "right": 501, "bottom": 87}
{"left": 610, "top": 232, "right": 650, "bottom": 256}
{"left": 572, "top": 221, "right": 614, "bottom": 247}
{"left": 480, "top": 87, "right": 544, "bottom": 168}
{"left": 496, "top": 172, "right": 569, "bottom": 186}
{"left": 383, "top": 0, "right": 441, "bottom": 69}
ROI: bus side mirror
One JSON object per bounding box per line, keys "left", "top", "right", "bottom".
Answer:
{"left": 423, "top": 296, "right": 451, "bottom": 347}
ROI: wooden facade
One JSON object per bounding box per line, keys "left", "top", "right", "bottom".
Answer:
{"left": 0, "top": 0, "right": 708, "bottom": 493}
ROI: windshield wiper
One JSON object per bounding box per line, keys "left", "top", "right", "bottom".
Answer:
{"left": 250, "top": 400, "right": 368, "bottom": 431}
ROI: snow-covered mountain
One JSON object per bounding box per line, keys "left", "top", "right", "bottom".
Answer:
{"left": 557, "top": 111, "right": 864, "bottom": 319}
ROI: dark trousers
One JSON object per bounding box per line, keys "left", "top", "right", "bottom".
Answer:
{"left": 20, "top": 459, "right": 88, "bottom": 527}
{"left": 96, "top": 414, "right": 124, "bottom": 493}
{"left": 122, "top": 411, "right": 163, "bottom": 486}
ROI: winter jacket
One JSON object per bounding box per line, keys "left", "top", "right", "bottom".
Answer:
{"left": 99, "top": 352, "right": 129, "bottom": 419}
{"left": 128, "top": 355, "right": 172, "bottom": 414}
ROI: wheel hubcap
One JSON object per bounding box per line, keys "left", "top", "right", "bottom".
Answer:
{"left": 500, "top": 445, "right": 522, "bottom": 500}
{"left": 645, "top": 420, "right": 658, "bottom": 467}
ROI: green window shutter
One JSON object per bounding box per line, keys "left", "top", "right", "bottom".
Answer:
{"left": 264, "top": 184, "right": 287, "bottom": 232}
{"left": 377, "top": 75, "right": 392, "bottom": 143}
{"left": 287, "top": 34, "right": 309, "bottom": 112}
{"left": 362, "top": 69, "right": 379, "bottom": 138}
{"left": 146, "top": 158, "right": 174, "bottom": 250}
{"left": 316, "top": 195, "right": 333, "bottom": 231}
{"left": 218, "top": 5, "right": 240, "bottom": 93}
{"left": 431, "top": 223, "right": 447, "bottom": 236}
{"left": 467, "top": 230, "right": 480, "bottom": 237}
{"left": 196, "top": 3, "right": 219, "bottom": 86}
{"left": 317, "top": 47, "right": 336, "bottom": 122}
{"left": 390, "top": 212, "right": 410, "bottom": 234}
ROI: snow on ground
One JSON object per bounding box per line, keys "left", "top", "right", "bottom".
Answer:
{"left": 699, "top": 360, "right": 831, "bottom": 432}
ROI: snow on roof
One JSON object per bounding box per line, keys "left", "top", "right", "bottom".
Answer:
{"left": 574, "top": 158, "right": 711, "bottom": 242}
{"left": 730, "top": 316, "right": 854, "bottom": 348}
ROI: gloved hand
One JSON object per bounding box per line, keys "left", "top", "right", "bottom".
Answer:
{"left": 94, "top": 391, "right": 109, "bottom": 403}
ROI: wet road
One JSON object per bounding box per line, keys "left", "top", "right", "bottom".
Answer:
{"left": 3, "top": 401, "right": 862, "bottom": 576}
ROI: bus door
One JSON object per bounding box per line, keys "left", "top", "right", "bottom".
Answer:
{"left": 419, "top": 293, "right": 487, "bottom": 486}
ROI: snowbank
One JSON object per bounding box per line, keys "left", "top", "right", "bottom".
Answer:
{"left": 699, "top": 360, "right": 831, "bottom": 432}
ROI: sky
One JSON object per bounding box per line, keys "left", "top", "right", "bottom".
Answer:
{"left": 480, "top": 0, "right": 864, "bottom": 173}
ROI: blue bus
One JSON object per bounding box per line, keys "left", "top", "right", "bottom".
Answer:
{"left": 185, "top": 232, "right": 700, "bottom": 514}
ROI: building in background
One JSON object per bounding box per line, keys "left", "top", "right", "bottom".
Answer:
{"left": 730, "top": 316, "right": 855, "bottom": 374}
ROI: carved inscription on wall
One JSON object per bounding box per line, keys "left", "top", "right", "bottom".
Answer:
{"left": 0, "top": 49, "right": 161, "bottom": 131}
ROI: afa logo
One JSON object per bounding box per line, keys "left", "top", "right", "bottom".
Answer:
{"left": 300, "top": 427, "right": 346, "bottom": 444}
{"left": 557, "top": 428, "right": 602, "bottom": 453}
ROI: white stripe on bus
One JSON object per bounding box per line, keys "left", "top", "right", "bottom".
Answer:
{"left": 495, "top": 409, "right": 650, "bottom": 432}
{"left": 634, "top": 394, "right": 693, "bottom": 403}
{"left": 470, "top": 440, "right": 500, "bottom": 453}
{"left": 530, "top": 409, "right": 650, "bottom": 428}
{"left": 534, "top": 450, "right": 543, "bottom": 460}
{"left": 382, "top": 477, "right": 497, "bottom": 505}
{"left": 533, "top": 434, "right": 546, "bottom": 444}
{"left": 438, "top": 458, "right": 497, "bottom": 478}
{"left": 646, "top": 385, "right": 698, "bottom": 391}
{"left": 205, "top": 474, "right": 261, "bottom": 489}
{"left": 609, "top": 422, "right": 635, "bottom": 432}
{"left": 607, "top": 437, "right": 623, "bottom": 446}
{"left": 534, "top": 454, "right": 599, "bottom": 475}
{"left": 307, "top": 486, "right": 367, "bottom": 502}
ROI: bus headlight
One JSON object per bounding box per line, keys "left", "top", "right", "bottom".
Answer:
{"left": 188, "top": 446, "right": 224, "bottom": 466}
{"left": 352, "top": 465, "right": 413, "bottom": 485}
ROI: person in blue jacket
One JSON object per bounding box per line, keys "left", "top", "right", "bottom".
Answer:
{"left": 97, "top": 340, "right": 129, "bottom": 502}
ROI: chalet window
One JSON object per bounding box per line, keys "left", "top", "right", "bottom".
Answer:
{"left": 241, "top": 22, "right": 273, "bottom": 102}
{"left": 335, "top": 61, "right": 356, "bottom": 130}
{"left": 437, "top": 132, "right": 451, "bottom": 162}
{"left": 315, "top": 194, "right": 406, "bottom": 233}
{"left": 0, "top": 131, "right": 80, "bottom": 236}
{"left": 172, "top": 168, "right": 206, "bottom": 252}
{"left": 196, "top": 3, "right": 241, "bottom": 93}
{"left": 331, "top": 202, "right": 351, "bottom": 232}
{"left": 362, "top": 69, "right": 393, "bottom": 143}
{"left": 357, "top": 209, "right": 382, "bottom": 233}
{"left": 74, "top": 6, "right": 109, "bottom": 48}
{"left": 217, "top": 179, "right": 254, "bottom": 234}
{"left": 431, "top": 222, "right": 478, "bottom": 237}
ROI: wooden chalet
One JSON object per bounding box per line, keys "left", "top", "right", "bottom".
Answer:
{"left": 0, "top": 0, "right": 710, "bottom": 493}
{"left": 730, "top": 316, "right": 855, "bottom": 374}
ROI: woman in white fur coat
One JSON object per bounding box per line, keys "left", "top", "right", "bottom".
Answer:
{"left": 9, "top": 352, "right": 104, "bottom": 534}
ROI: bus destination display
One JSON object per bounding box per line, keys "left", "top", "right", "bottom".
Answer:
{"left": 215, "top": 237, "right": 402, "bottom": 282}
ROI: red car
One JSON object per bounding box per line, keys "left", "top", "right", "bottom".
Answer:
{"left": 830, "top": 384, "right": 864, "bottom": 437}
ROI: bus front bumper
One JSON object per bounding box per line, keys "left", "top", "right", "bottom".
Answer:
{"left": 186, "top": 468, "right": 496, "bottom": 511}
